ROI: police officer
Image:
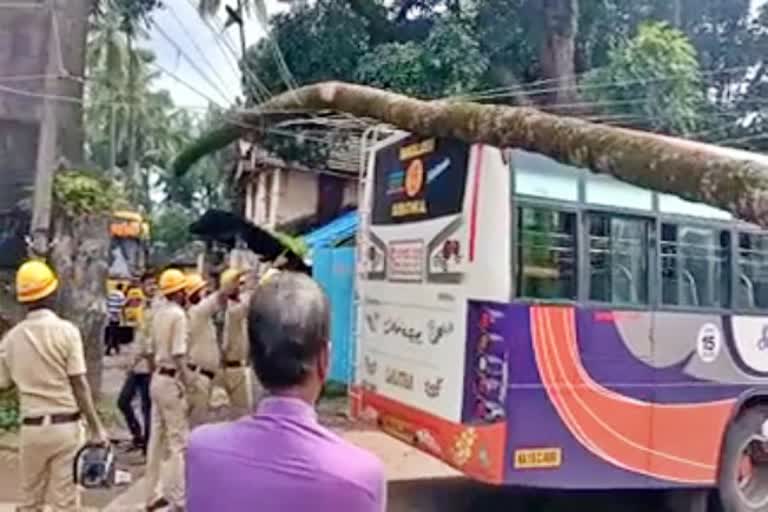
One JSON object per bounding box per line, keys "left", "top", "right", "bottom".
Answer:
{"left": 184, "top": 272, "right": 239, "bottom": 427}
{"left": 0, "top": 260, "right": 107, "bottom": 511}
{"left": 145, "top": 268, "right": 189, "bottom": 512}
{"left": 220, "top": 268, "right": 255, "bottom": 420}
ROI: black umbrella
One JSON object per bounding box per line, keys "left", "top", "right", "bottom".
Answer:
{"left": 189, "top": 209, "right": 310, "bottom": 274}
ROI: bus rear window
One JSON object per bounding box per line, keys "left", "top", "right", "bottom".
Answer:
{"left": 371, "top": 136, "right": 470, "bottom": 225}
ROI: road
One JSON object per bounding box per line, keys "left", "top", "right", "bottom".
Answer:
{"left": 0, "top": 349, "right": 706, "bottom": 511}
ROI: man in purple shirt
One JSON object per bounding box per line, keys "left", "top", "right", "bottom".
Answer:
{"left": 186, "top": 272, "right": 386, "bottom": 511}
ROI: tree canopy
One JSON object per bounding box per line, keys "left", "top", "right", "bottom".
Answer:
{"left": 237, "top": 0, "right": 768, "bottom": 149}
{"left": 85, "top": 0, "right": 232, "bottom": 256}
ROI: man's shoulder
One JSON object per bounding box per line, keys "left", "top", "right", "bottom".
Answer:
{"left": 188, "top": 422, "right": 233, "bottom": 450}
{"left": 313, "top": 427, "right": 385, "bottom": 484}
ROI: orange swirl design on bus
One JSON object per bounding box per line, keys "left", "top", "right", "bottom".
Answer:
{"left": 531, "top": 306, "right": 735, "bottom": 484}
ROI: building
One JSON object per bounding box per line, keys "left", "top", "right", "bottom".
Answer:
{"left": 0, "top": 1, "right": 90, "bottom": 267}
{"left": 235, "top": 140, "right": 359, "bottom": 231}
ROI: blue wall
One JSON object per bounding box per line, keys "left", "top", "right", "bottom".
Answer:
{"left": 313, "top": 247, "right": 356, "bottom": 384}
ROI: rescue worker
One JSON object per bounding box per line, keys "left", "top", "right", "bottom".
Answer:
{"left": 145, "top": 268, "right": 189, "bottom": 512}
{"left": 184, "top": 272, "right": 240, "bottom": 427}
{"left": 0, "top": 260, "right": 108, "bottom": 511}
{"left": 220, "top": 268, "right": 255, "bottom": 420}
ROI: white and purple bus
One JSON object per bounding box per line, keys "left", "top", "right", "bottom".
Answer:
{"left": 352, "top": 130, "right": 768, "bottom": 512}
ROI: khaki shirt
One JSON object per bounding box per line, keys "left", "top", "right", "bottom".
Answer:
{"left": 187, "top": 293, "right": 222, "bottom": 371}
{"left": 0, "top": 309, "right": 86, "bottom": 417}
{"left": 222, "top": 293, "right": 251, "bottom": 364}
{"left": 133, "top": 295, "right": 164, "bottom": 374}
{"left": 151, "top": 301, "right": 188, "bottom": 370}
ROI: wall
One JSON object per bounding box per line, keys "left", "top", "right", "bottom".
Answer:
{"left": 276, "top": 170, "right": 318, "bottom": 226}
{"left": 342, "top": 178, "right": 358, "bottom": 208}
{"left": 0, "top": 5, "right": 50, "bottom": 267}
{"left": 242, "top": 165, "right": 359, "bottom": 229}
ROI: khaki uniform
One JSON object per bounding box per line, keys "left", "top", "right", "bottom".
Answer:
{"left": 145, "top": 301, "right": 188, "bottom": 508}
{"left": 186, "top": 293, "right": 221, "bottom": 426}
{"left": 221, "top": 294, "right": 253, "bottom": 419}
{"left": 0, "top": 309, "right": 86, "bottom": 511}
{"left": 134, "top": 296, "right": 163, "bottom": 373}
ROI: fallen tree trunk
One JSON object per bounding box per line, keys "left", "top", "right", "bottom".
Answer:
{"left": 174, "top": 81, "right": 768, "bottom": 227}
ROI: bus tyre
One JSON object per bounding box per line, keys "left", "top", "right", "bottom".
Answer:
{"left": 718, "top": 406, "right": 768, "bottom": 512}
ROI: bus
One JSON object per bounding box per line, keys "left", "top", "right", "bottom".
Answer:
{"left": 352, "top": 131, "right": 768, "bottom": 511}
{"left": 107, "top": 210, "right": 150, "bottom": 337}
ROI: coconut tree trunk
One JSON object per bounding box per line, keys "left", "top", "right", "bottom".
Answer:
{"left": 671, "top": 0, "right": 683, "bottom": 28}
{"left": 539, "top": 0, "right": 579, "bottom": 106}
{"left": 126, "top": 34, "right": 138, "bottom": 203}
{"left": 173, "top": 81, "right": 768, "bottom": 226}
{"left": 50, "top": 212, "right": 110, "bottom": 399}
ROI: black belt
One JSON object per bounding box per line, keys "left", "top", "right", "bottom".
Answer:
{"left": 188, "top": 364, "right": 215, "bottom": 380}
{"left": 157, "top": 367, "right": 177, "bottom": 378}
{"left": 22, "top": 412, "right": 80, "bottom": 426}
{"left": 224, "top": 361, "right": 247, "bottom": 368}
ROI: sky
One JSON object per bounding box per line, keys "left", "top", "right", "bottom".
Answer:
{"left": 147, "top": 0, "right": 768, "bottom": 112}
{"left": 144, "top": 0, "right": 288, "bottom": 113}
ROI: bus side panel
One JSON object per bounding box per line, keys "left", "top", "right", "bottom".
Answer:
{"left": 463, "top": 301, "right": 659, "bottom": 489}
{"left": 482, "top": 303, "right": 742, "bottom": 489}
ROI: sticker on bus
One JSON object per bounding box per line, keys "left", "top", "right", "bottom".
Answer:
{"left": 513, "top": 448, "right": 563, "bottom": 469}
{"left": 388, "top": 239, "right": 424, "bottom": 282}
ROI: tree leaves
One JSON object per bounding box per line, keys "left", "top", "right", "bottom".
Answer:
{"left": 53, "top": 171, "right": 126, "bottom": 217}
{"left": 584, "top": 22, "right": 705, "bottom": 135}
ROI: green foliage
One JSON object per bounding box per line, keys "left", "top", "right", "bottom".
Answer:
{"left": 151, "top": 203, "right": 195, "bottom": 257}
{"left": 584, "top": 22, "right": 705, "bottom": 135}
{"left": 241, "top": 0, "right": 370, "bottom": 97}
{"left": 356, "top": 17, "right": 489, "bottom": 98}
{"left": 54, "top": 171, "right": 126, "bottom": 217}
{"left": 273, "top": 231, "right": 309, "bottom": 259}
{"left": 0, "top": 388, "right": 19, "bottom": 432}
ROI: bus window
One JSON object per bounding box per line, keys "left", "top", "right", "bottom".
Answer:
{"left": 737, "top": 232, "right": 768, "bottom": 309}
{"left": 517, "top": 206, "right": 577, "bottom": 300}
{"left": 661, "top": 224, "right": 730, "bottom": 308}
{"left": 588, "top": 214, "right": 650, "bottom": 306}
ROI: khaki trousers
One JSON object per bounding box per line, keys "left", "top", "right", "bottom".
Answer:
{"left": 187, "top": 371, "right": 213, "bottom": 427}
{"left": 18, "top": 420, "right": 83, "bottom": 512}
{"left": 222, "top": 366, "right": 253, "bottom": 420}
{"left": 145, "top": 374, "right": 188, "bottom": 508}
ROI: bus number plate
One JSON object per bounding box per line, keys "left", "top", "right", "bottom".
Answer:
{"left": 513, "top": 448, "right": 562, "bottom": 469}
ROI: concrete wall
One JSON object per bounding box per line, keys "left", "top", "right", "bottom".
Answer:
{"left": 0, "top": 4, "right": 51, "bottom": 267}
{"left": 276, "top": 170, "right": 318, "bottom": 226}
{"left": 242, "top": 166, "right": 359, "bottom": 229}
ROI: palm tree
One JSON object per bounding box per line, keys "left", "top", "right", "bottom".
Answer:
{"left": 87, "top": 4, "right": 129, "bottom": 171}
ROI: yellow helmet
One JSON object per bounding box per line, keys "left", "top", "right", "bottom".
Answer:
{"left": 16, "top": 260, "right": 59, "bottom": 303}
{"left": 127, "top": 288, "right": 144, "bottom": 300}
{"left": 220, "top": 268, "right": 243, "bottom": 288}
{"left": 158, "top": 268, "right": 187, "bottom": 296}
{"left": 185, "top": 272, "right": 207, "bottom": 297}
{"left": 259, "top": 268, "right": 280, "bottom": 286}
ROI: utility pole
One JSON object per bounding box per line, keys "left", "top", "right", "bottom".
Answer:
{"left": 30, "top": 0, "right": 92, "bottom": 258}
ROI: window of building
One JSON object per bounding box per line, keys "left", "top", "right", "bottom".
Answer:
{"left": 737, "top": 232, "right": 768, "bottom": 309}
{"left": 588, "top": 214, "right": 650, "bottom": 305}
{"left": 517, "top": 206, "right": 577, "bottom": 300}
{"left": 661, "top": 224, "right": 730, "bottom": 308}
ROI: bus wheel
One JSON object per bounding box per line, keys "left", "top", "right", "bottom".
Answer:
{"left": 719, "top": 406, "right": 768, "bottom": 512}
